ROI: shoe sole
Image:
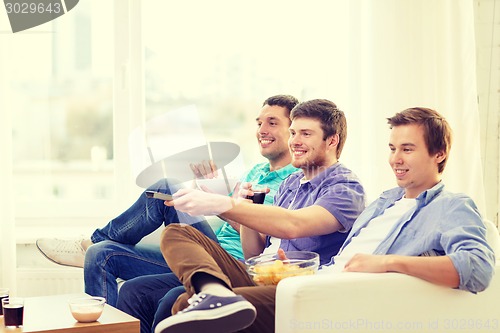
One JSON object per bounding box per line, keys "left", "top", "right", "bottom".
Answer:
{"left": 35, "top": 241, "right": 84, "bottom": 268}
{"left": 155, "top": 301, "right": 256, "bottom": 333}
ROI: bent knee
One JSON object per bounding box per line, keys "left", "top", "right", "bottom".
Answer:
{"left": 84, "top": 240, "right": 121, "bottom": 265}
{"left": 160, "top": 224, "right": 197, "bottom": 252}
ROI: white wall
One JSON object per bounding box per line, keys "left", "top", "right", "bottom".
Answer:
{"left": 0, "top": 44, "right": 16, "bottom": 290}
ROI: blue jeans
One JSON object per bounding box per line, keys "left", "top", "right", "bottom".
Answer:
{"left": 116, "top": 273, "right": 184, "bottom": 333}
{"left": 83, "top": 179, "right": 217, "bottom": 306}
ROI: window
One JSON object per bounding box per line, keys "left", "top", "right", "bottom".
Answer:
{"left": 2, "top": 1, "right": 117, "bottom": 237}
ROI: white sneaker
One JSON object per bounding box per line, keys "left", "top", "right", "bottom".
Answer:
{"left": 36, "top": 238, "right": 86, "bottom": 268}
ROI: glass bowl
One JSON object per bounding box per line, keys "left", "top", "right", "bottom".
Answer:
{"left": 245, "top": 251, "right": 319, "bottom": 285}
{"left": 68, "top": 296, "right": 106, "bottom": 323}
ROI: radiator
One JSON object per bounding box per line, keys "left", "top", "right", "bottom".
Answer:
{"left": 16, "top": 268, "right": 84, "bottom": 297}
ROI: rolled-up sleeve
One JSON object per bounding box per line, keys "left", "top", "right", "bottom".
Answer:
{"left": 441, "top": 199, "right": 496, "bottom": 293}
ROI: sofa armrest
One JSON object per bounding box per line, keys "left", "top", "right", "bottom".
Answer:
{"left": 276, "top": 262, "right": 500, "bottom": 333}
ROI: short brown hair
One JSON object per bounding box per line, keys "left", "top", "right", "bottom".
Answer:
{"left": 262, "top": 95, "right": 299, "bottom": 119}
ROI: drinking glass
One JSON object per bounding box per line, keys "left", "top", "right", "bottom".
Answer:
{"left": 0, "top": 288, "right": 9, "bottom": 316}
{"left": 2, "top": 297, "right": 24, "bottom": 328}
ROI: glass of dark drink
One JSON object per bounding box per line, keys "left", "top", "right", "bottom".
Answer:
{"left": 246, "top": 184, "right": 267, "bottom": 204}
{"left": 2, "top": 297, "right": 24, "bottom": 328}
{"left": 0, "top": 288, "right": 9, "bottom": 316}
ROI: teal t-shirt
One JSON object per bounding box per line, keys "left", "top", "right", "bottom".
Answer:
{"left": 215, "top": 162, "right": 299, "bottom": 260}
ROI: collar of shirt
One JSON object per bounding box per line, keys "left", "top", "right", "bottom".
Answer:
{"left": 274, "top": 163, "right": 300, "bottom": 180}
{"left": 252, "top": 162, "right": 298, "bottom": 180}
{"left": 379, "top": 181, "right": 445, "bottom": 209}
{"left": 286, "top": 162, "right": 342, "bottom": 191}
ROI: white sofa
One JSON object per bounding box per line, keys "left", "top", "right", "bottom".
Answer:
{"left": 276, "top": 221, "right": 500, "bottom": 333}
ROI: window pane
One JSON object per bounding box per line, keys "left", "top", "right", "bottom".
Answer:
{"left": 10, "top": 1, "right": 114, "bottom": 209}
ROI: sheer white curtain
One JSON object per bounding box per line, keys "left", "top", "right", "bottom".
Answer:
{"left": 338, "top": 0, "right": 485, "bottom": 213}
{"left": 0, "top": 37, "right": 16, "bottom": 290}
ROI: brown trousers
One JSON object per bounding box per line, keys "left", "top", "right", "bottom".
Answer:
{"left": 160, "top": 224, "right": 277, "bottom": 333}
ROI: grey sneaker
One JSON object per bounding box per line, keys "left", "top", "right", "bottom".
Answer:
{"left": 36, "top": 238, "right": 86, "bottom": 268}
{"left": 154, "top": 293, "right": 256, "bottom": 333}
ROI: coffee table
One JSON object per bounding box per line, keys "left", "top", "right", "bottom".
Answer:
{"left": 0, "top": 293, "right": 139, "bottom": 333}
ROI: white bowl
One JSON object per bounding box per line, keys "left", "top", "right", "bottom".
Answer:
{"left": 195, "top": 178, "right": 239, "bottom": 195}
{"left": 68, "top": 296, "right": 106, "bottom": 323}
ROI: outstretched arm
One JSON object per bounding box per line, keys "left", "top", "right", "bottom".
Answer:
{"left": 165, "top": 188, "right": 343, "bottom": 239}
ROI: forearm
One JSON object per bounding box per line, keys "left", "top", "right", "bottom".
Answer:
{"left": 216, "top": 215, "right": 240, "bottom": 233}
{"left": 386, "top": 255, "right": 460, "bottom": 288}
{"left": 220, "top": 202, "right": 300, "bottom": 239}
{"left": 165, "top": 190, "right": 292, "bottom": 235}
{"left": 344, "top": 254, "right": 460, "bottom": 288}
{"left": 222, "top": 199, "right": 342, "bottom": 239}
{"left": 240, "top": 226, "right": 266, "bottom": 259}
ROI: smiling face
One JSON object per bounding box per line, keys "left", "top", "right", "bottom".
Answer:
{"left": 256, "top": 105, "right": 292, "bottom": 169}
{"left": 289, "top": 117, "right": 338, "bottom": 179}
{"left": 389, "top": 124, "right": 446, "bottom": 198}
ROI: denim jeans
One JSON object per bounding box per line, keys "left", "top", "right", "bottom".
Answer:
{"left": 83, "top": 179, "right": 217, "bottom": 306}
{"left": 153, "top": 285, "right": 186, "bottom": 331}
{"left": 116, "top": 273, "right": 185, "bottom": 333}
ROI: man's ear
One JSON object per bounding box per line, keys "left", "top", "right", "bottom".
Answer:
{"left": 327, "top": 134, "right": 339, "bottom": 149}
{"left": 435, "top": 150, "right": 446, "bottom": 163}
